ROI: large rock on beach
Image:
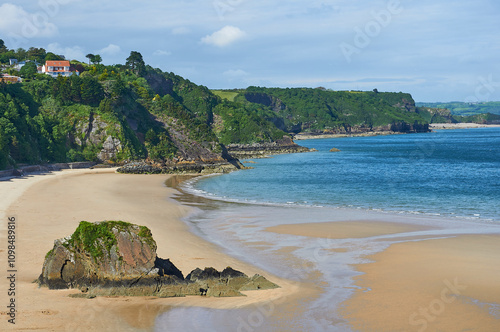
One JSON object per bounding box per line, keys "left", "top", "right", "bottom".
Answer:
{"left": 38, "top": 221, "right": 279, "bottom": 298}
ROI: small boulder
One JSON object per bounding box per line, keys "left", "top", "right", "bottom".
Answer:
{"left": 329, "top": 148, "right": 341, "bottom": 152}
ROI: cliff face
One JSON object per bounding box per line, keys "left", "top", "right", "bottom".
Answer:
{"left": 38, "top": 221, "right": 279, "bottom": 297}
{"left": 240, "top": 88, "right": 430, "bottom": 135}
{"left": 244, "top": 92, "right": 287, "bottom": 112}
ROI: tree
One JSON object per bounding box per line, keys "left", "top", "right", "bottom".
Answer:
{"left": 19, "top": 61, "right": 38, "bottom": 79}
{"left": 85, "top": 53, "right": 95, "bottom": 65}
{"left": 91, "top": 54, "right": 102, "bottom": 65}
{"left": 15, "top": 48, "right": 27, "bottom": 60}
{"left": 45, "top": 52, "right": 64, "bottom": 61}
{"left": 27, "top": 47, "right": 46, "bottom": 63}
{"left": 125, "top": 51, "right": 146, "bottom": 76}
{"left": 0, "top": 39, "right": 7, "bottom": 53}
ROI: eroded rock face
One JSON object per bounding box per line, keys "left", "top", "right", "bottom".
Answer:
{"left": 38, "top": 221, "right": 279, "bottom": 298}
{"left": 227, "top": 135, "right": 312, "bottom": 159}
{"left": 38, "top": 221, "right": 159, "bottom": 289}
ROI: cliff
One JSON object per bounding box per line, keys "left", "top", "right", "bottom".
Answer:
{"left": 1, "top": 49, "right": 438, "bottom": 172}
{"left": 38, "top": 221, "right": 279, "bottom": 297}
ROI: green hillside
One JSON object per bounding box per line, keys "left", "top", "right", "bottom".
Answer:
{"left": 230, "top": 87, "right": 429, "bottom": 133}
{"left": 2, "top": 41, "right": 498, "bottom": 171}
{"left": 416, "top": 101, "right": 500, "bottom": 116}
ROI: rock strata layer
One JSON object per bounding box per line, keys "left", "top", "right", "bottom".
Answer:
{"left": 38, "top": 221, "right": 279, "bottom": 298}
{"left": 116, "top": 159, "right": 244, "bottom": 175}
{"left": 227, "top": 136, "right": 313, "bottom": 159}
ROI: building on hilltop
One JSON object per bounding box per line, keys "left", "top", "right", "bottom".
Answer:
{"left": 39, "top": 60, "right": 79, "bottom": 77}
{"left": 9, "top": 59, "right": 28, "bottom": 70}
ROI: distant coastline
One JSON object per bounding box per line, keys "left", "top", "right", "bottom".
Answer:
{"left": 294, "top": 123, "right": 500, "bottom": 140}
{"left": 294, "top": 131, "right": 404, "bottom": 140}
{"left": 429, "top": 123, "right": 500, "bottom": 130}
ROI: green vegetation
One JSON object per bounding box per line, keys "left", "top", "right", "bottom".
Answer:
{"left": 66, "top": 220, "right": 155, "bottom": 259}
{"left": 212, "top": 90, "right": 240, "bottom": 102}
{"left": 69, "top": 221, "right": 120, "bottom": 259}
{"left": 1, "top": 39, "right": 498, "bottom": 171}
{"left": 416, "top": 101, "right": 500, "bottom": 116}
{"left": 236, "top": 87, "right": 427, "bottom": 133}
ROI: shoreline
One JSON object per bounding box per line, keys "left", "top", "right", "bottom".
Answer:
{"left": 0, "top": 169, "right": 307, "bottom": 331}
{"left": 293, "top": 123, "right": 500, "bottom": 140}
{"left": 2, "top": 167, "right": 500, "bottom": 330}
{"left": 293, "top": 131, "right": 403, "bottom": 140}
{"left": 429, "top": 123, "right": 500, "bottom": 130}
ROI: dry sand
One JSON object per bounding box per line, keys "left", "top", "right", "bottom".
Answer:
{"left": 0, "top": 169, "right": 305, "bottom": 331}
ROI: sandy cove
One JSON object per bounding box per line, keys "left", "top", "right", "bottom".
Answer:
{"left": 2, "top": 168, "right": 500, "bottom": 331}
{"left": 0, "top": 169, "right": 313, "bottom": 331}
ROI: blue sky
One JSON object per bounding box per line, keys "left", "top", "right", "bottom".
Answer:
{"left": 1, "top": 0, "right": 500, "bottom": 102}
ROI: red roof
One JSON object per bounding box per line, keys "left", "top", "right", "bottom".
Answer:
{"left": 45, "top": 60, "right": 70, "bottom": 67}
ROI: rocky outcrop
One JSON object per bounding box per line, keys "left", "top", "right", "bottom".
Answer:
{"left": 38, "top": 221, "right": 279, "bottom": 298}
{"left": 116, "top": 159, "right": 244, "bottom": 175}
{"left": 74, "top": 113, "right": 124, "bottom": 162}
{"left": 295, "top": 121, "right": 430, "bottom": 138}
{"left": 227, "top": 136, "right": 313, "bottom": 159}
{"left": 144, "top": 71, "right": 174, "bottom": 97}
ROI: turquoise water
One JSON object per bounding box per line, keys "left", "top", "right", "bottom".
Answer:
{"left": 155, "top": 128, "right": 500, "bottom": 331}
{"left": 194, "top": 128, "right": 500, "bottom": 222}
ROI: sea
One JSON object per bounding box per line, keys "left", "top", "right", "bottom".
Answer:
{"left": 154, "top": 128, "right": 500, "bottom": 331}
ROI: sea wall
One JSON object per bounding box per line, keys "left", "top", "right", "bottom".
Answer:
{"left": 0, "top": 162, "right": 96, "bottom": 179}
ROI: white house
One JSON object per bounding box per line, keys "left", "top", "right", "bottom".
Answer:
{"left": 9, "top": 59, "right": 27, "bottom": 70}
{"left": 40, "top": 60, "right": 79, "bottom": 77}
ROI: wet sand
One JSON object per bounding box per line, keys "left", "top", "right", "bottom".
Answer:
{"left": 266, "top": 220, "right": 433, "bottom": 239}
{"left": 0, "top": 169, "right": 304, "bottom": 331}
{"left": 341, "top": 234, "right": 500, "bottom": 331}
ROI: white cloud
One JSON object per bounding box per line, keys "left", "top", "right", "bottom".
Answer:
{"left": 223, "top": 69, "right": 249, "bottom": 77}
{"left": 172, "top": 27, "right": 190, "bottom": 35}
{"left": 99, "top": 44, "right": 121, "bottom": 55}
{"left": 153, "top": 50, "right": 172, "bottom": 56}
{"left": 0, "top": 3, "right": 58, "bottom": 45}
{"left": 201, "top": 26, "right": 245, "bottom": 47}
{"left": 47, "top": 43, "right": 85, "bottom": 61}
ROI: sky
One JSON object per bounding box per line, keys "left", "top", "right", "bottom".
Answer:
{"left": 1, "top": 0, "right": 500, "bottom": 102}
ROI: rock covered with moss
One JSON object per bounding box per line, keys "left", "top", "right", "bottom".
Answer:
{"left": 38, "top": 221, "right": 278, "bottom": 297}
{"left": 38, "top": 221, "right": 172, "bottom": 289}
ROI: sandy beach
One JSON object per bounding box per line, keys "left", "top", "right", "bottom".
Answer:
{"left": 1, "top": 169, "right": 500, "bottom": 331}
{"left": 341, "top": 234, "right": 500, "bottom": 331}
{"left": 0, "top": 169, "right": 305, "bottom": 331}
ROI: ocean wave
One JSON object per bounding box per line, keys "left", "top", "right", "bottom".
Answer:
{"left": 180, "top": 175, "right": 499, "bottom": 225}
